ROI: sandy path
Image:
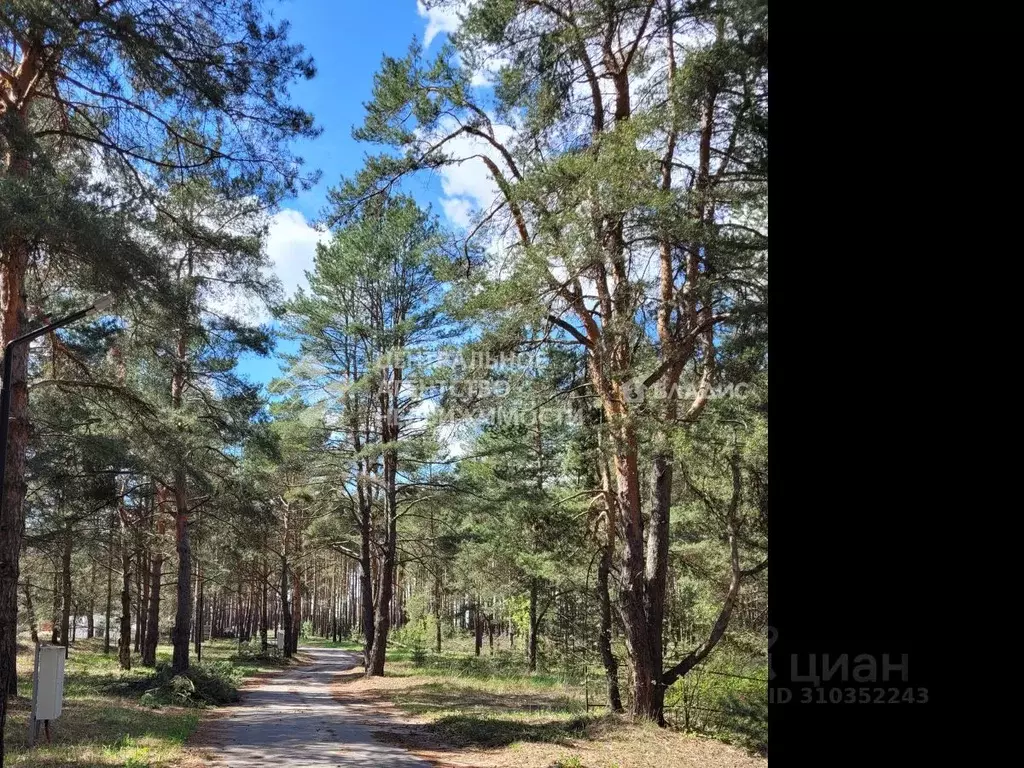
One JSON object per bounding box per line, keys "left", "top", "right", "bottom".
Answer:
{"left": 198, "top": 646, "right": 433, "bottom": 768}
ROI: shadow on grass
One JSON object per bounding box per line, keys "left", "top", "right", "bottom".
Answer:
{"left": 427, "top": 712, "right": 594, "bottom": 748}
{"left": 3, "top": 694, "right": 198, "bottom": 766}
{"left": 394, "top": 650, "right": 566, "bottom": 687}
{"left": 397, "top": 680, "right": 584, "bottom": 716}
{"left": 337, "top": 674, "right": 602, "bottom": 752}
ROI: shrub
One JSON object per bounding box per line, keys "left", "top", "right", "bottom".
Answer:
{"left": 721, "top": 689, "right": 767, "bottom": 755}
{"left": 664, "top": 654, "right": 768, "bottom": 754}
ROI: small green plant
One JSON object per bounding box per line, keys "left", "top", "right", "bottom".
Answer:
{"left": 553, "top": 756, "right": 584, "bottom": 768}
{"left": 113, "top": 734, "right": 137, "bottom": 750}
{"left": 411, "top": 643, "right": 427, "bottom": 666}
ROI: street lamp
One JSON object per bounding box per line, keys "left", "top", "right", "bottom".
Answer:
{"left": 0, "top": 295, "right": 116, "bottom": 509}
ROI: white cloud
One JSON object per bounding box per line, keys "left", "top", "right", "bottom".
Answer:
{"left": 205, "top": 207, "right": 329, "bottom": 324}
{"left": 426, "top": 116, "right": 516, "bottom": 228}
{"left": 417, "top": 0, "right": 461, "bottom": 46}
{"left": 441, "top": 197, "right": 475, "bottom": 229}
{"left": 266, "top": 208, "right": 331, "bottom": 300}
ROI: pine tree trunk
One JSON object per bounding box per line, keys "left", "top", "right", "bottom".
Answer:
{"left": 597, "top": 526, "right": 623, "bottom": 712}
{"left": 329, "top": 570, "right": 337, "bottom": 644}
{"left": 61, "top": 524, "right": 72, "bottom": 658}
{"left": 194, "top": 560, "right": 203, "bottom": 661}
{"left": 290, "top": 566, "right": 301, "bottom": 653}
{"left": 597, "top": 458, "right": 623, "bottom": 712}
{"left": 170, "top": 475, "right": 192, "bottom": 673}
{"left": 529, "top": 578, "right": 538, "bottom": 672}
{"left": 105, "top": 514, "right": 114, "bottom": 655}
{"left": 261, "top": 561, "right": 268, "bottom": 653}
{"left": 88, "top": 557, "right": 96, "bottom": 638}
{"left": 645, "top": 449, "right": 674, "bottom": 723}
{"left": 368, "top": 409, "right": 399, "bottom": 677}
{"left": 24, "top": 579, "right": 37, "bottom": 644}
{"left": 0, "top": 96, "right": 44, "bottom": 764}
{"left": 434, "top": 577, "right": 442, "bottom": 654}
{"left": 610, "top": 424, "right": 659, "bottom": 721}
{"left": 474, "top": 600, "right": 483, "bottom": 656}
{"left": 358, "top": 478, "right": 374, "bottom": 668}
{"left": 51, "top": 569, "right": 60, "bottom": 644}
{"left": 0, "top": 144, "right": 32, "bottom": 721}
{"left": 280, "top": 556, "right": 292, "bottom": 658}
{"left": 136, "top": 548, "right": 148, "bottom": 654}
{"left": 118, "top": 530, "right": 132, "bottom": 670}
{"left": 169, "top": 310, "right": 192, "bottom": 673}
{"left": 143, "top": 554, "right": 162, "bottom": 666}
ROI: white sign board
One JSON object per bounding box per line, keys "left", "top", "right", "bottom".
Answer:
{"left": 276, "top": 632, "right": 285, "bottom": 650}
{"left": 33, "top": 645, "right": 66, "bottom": 720}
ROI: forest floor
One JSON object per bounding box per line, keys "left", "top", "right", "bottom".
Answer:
{"left": 4, "top": 636, "right": 765, "bottom": 768}
{"left": 3, "top": 636, "right": 303, "bottom": 767}
{"left": 327, "top": 643, "right": 766, "bottom": 768}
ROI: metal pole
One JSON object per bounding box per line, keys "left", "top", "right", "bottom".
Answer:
{"left": 26, "top": 641, "right": 41, "bottom": 748}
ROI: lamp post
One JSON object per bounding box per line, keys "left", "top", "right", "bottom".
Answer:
{"left": 0, "top": 294, "right": 115, "bottom": 509}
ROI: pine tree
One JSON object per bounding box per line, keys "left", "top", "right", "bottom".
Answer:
{"left": 278, "top": 195, "right": 457, "bottom": 675}
{"left": 1, "top": 2, "right": 318, "bottom": 751}
{"left": 333, "top": 0, "right": 767, "bottom": 721}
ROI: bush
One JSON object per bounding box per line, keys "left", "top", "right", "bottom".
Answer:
{"left": 233, "top": 638, "right": 272, "bottom": 659}
{"left": 721, "top": 689, "right": 767, "bottom": 755}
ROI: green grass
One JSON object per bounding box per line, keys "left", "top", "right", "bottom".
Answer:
{"left": 339, "top": 641, "right": 765, "bottom": 767}
{"left": 3, "top": 637, "right": 291, "bottom": 767}
{"left": 297, "top": 635, "right": 362, "bottom": 651}
{"left": 338, "top": 643, "right": 603, "bottom": 753}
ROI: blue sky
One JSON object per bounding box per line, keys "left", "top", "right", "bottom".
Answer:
{"left": 235, "top": 0, "right": 466, "bottom": 387}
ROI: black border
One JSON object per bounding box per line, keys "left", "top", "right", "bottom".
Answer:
{"left": 768, "top": 5, "right": 945, "bottom": 761}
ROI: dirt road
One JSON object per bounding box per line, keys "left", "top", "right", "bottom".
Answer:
{"left": 197, "top": 646, "right": 433, "bottom": 768}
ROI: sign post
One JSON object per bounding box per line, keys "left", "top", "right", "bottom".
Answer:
{"left": 28, "top": 644, "right": 66, "bottom": 747}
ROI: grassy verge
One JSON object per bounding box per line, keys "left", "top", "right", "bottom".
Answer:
{"left": 296, "top": 636, "right": 363, "bottom": 651}
{"left": 332, "top": 645, "right": 766, "bottom": 768}
{"left": 2, "top": 637, "right": 299, "bottom": 767}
